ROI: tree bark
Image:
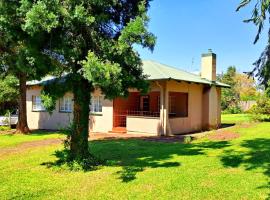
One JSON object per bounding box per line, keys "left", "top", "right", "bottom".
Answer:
{"left": 70, "top": 76, "right": 91, "bottom": 159}
{"left": 16, "top": 72, "right": 30, "bottom": 134}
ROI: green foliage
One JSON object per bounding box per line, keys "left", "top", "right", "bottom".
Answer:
{"left": 0, "top": 75, "right": 19, "bottom": 114}
{"left": 236, "top": 1, "right": 270, "bottom": 87}
{"left": 222, "top": 105, "right": 243, "bottom": 114}
{"left": 248, "top": 93, "right": 270, "bottom": 121}
{"left": 219, "top": 66, "right": 258, "bottom": 113}
{"left": 0, "top": 126, "right": 11, "bottom": 131}
{"left": 0, "top": 75, "right": 18, "bottom": 103}
{"left": 250, "top": 95, "right": 270, "bottom": 115}
{"left": 47, "top": 124, "right": 104, "bottom": 171}
{"left": 218, "top": 66, "right": 239, "bottom": 110}
{"left": 183, "top": 136, "right": 192, "bottom": 144}
{"left": 17, "top": 0, "right": 156, "bottom": 159}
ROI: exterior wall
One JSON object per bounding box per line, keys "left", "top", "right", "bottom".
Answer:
{"left": 202, "top": 86, "right": 221, "bottom": 130}
{"left": 26, "top": 80, "right": 222, "bottom": 135}
{"left": 26, "top": 86, "right": 113, "bottom": 132}
{"left": 217, "top": 87, "right": 221, "bottom": 126}
{"left": 89, "top": 90, "right": 113, "bottom": 133}
{"left": 26, "top": 86, "right": 73, "bottom": 130}
{"left": 126, "top": 116, "right": 160, "bottom": 135}
{"left": 166, "top": 81, "right": 204, "bottom": 134}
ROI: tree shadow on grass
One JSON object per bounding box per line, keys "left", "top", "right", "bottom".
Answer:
{"left": 88, "top": 139, "right": 230, "bottom": 182}
{"left": 220, "top": 138, "right": 270, "bottom": 198}
{"left": 41, "top": 139, "right": 230, "bottom": 182}
{"left": 220, "top": 123, "right": 236, "bottom": 129}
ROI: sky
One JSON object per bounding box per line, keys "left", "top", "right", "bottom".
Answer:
{"left": 136, "top": 0, "right": 269, "bottom": 74}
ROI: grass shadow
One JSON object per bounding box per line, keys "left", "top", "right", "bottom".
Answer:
{"left": 89, "top": 139, "right": 230, "bottom": 182}
{"left": 41, "top": 139, "right": 230, "bottom": 182}
{"left": 220, "top": 123, "right": 236, "bottom": 129}
{"left": 220, "top": 138, "right": 270, "bottom": 198}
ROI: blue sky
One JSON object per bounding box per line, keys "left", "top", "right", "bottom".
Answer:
{"left": 136, "top": 0, "right": 269, "bottom": 74}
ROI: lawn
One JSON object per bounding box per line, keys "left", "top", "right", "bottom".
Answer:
{"left": 0, "top": 114, "right": 269, "bottom": 199}
{"left": 221, "top": 113, "right": 253, "bottom": 124}
{"left": 0, "top": 131, "right": 64, "bottom": 148}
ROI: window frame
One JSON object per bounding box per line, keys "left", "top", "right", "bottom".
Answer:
{"left": 90, "top": 96, "right": 103, "bottom": 114}
{"left": 59, "top": 96, "right": 73, "bottom": 113}
{"left": 169, "top": 92, "right": 189, "bottom": 118}
{"left": 32, "top": 95, "right": 46, "bottom": 112}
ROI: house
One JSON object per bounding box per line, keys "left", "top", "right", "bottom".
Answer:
{"left": 26, "top": 50, "right": 229, "bottom": 136}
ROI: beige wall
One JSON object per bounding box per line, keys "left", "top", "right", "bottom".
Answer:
{"left": 202, "top": 86, "right": 221, "bottom": 130}
{"left": 89, "top": 90, "right": 113, "bottom": 133}
{"left": 166, "top": 81, "right": 204, "bottom": 134}
{"left": 27, "top": 86, "right": 73, "bottom": 130}
{"left": 126, "top": 116, "right": 160, "bottom": 135}
{"left": 26, "top": 80, "right": 222, "bottom": 135}
{"left": 26, "top": 86, "right": 114, "bottom": 132}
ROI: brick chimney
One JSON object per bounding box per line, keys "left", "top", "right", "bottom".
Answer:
{"left": 201, "top": 49, "right": 216, "bottom": 81}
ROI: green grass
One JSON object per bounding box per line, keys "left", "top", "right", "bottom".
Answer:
{"left": 0, "top": 126, "right": 11, "bottom": 131}
{"left": 0, "top": 114, "right": 269, "bottom": 199}
{"left": 221, "top": 113, "right": 253, "bottom": 124}
{"left": 0, "top": 131, "right": 65, "bottom": 148}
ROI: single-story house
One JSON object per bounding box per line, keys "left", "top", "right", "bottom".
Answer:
{"left": 26, "top": 50, "right": 229, "bottom": 136}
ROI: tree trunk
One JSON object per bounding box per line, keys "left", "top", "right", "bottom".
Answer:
{"left": 16, "top": 72, "right": 30, "bottom": 134}
{"left": 70, "top": 76, "right": 91, "bottom": 159}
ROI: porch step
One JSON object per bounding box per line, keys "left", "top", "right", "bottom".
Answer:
{"left": 109, "top": 127, "right": 127, "bottom": 134}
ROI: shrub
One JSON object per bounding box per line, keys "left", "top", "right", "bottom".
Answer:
{"left": 249, "top": 95, "right": 270, "bottom": 122}
{"left": 183, "top": 136, "right": 192, "bottom": 144}
{"left": 222, "top": 105, "right": 243, "bottom": 114}
{"left": 0, "top": 126, "right": 11, "bottom": 131}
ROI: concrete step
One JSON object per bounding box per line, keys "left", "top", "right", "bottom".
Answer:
{"left": 109, "top": 127, "right": 127, "bottom": 134}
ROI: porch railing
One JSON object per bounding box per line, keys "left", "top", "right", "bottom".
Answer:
{"left": 113, "top": 110, "right": 160, "bottom": 127}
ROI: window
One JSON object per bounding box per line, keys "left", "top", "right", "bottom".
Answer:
{"left": 32, "top": 96, "right": 45, "bottom": 111}
{"left": 90, "top": 96, "right": 103, "bottom": 113}
{"left": 59, "top": 97, "right": 72, "bottom": 112}
{"left": 140, "top": 96, "right": 150, "bottom": 111}
{"left": 169, "top": 92, "right": 188, "bottom": 117}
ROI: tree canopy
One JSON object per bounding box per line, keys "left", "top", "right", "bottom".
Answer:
{"left": 218, "top": 66, "right": 258, "bottom": 113}
{"left": 237, "top": 0, "right": 270, "bottom": 86}
{"left": 19, "top": 0, "right": 156, "bottom": 162}
{"left": 0, "top": 0, "right": 54, "bottom": 133}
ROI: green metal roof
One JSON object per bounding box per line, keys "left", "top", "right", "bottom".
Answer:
{"left": 27, "top": 60, "right": 230, "bottom": 88}
{"left": 142, "top": 60, "right": 230, "bottom": 88}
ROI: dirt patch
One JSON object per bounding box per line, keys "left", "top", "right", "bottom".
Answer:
{"left": 0, "top": 138, "right": 62, "bottom": 158}
{"left": 143, "top": 135, "right": 184, "bottom": 143}
{"left": 0, "top": 129, "right": 16, "bottom": 135}
{"left": 208, "top": 131, "right": 240, "bottom": 141}
{"left": 90, "top": 133, "right": 186, "bottom": 143}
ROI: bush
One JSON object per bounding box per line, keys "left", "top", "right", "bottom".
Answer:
{"left": 222, "top": 105, "right": 243, "bottom": 114}
{"left": 183, "top": 136, "right": 192, "bottom": 144}
{"left": 249, "top": 95, "right": 270, "bottom": 122}
{"left": 0, "top": 126, "right": 11, "bottom": 131}
{"left": 251, "top": 114, "right": 270, "bottom": 122}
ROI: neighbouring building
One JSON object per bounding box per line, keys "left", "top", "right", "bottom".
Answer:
{"left": 26, "top": 50, "right": 229, "bottom": 136}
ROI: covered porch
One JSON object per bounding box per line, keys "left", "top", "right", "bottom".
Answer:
{"left": 112, "top": 81, "right": 191, "bottom": 135}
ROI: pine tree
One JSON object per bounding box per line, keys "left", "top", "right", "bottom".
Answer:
{"left": 21, "top": 0, "right": 156, "bottom": 160}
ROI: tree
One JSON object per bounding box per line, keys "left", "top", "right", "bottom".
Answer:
{"left": 218, "top": 66, "right": 239, "bottom": 110}
{"left": 235, "top": 73, "right": 258, "bottom": 101}
{"left": 0, "top": 75, "right": 19, "bottom": 115}
{"left": 0, "top": 1, "right": 53, "bottom": 133}
{"left": 22, "top": 0, "right": 156, "bottom": 161}
{"left": 237, "top": 0, "right": 270, "bottom": 86}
